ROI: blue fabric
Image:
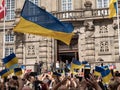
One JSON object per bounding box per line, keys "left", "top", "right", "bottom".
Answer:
{"left": 21, "top": 0, "right": 74, "bottom": 33}
{"left": 72, "top": 59, "right": 81, "bottom": 65}
{"left": 101, "top": 69, "right": 111, "bottom": 77}
{"left": 14, "top": 68, "right": 22, "bottom": 73}
{"left": 2, "top": 53, "right": 16, "bottom": 63}
{"left": 95, "top": 66, "right": 105, "bottom": 72}
{"left": 114, "top": 1, "right": 117, "bottom": 13}
{"left": 82, "top": 61, "right": 88, "bottom": 64}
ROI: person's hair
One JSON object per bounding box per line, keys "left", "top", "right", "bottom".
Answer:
{"left": 108, "top": 79, "right": 120, "bottom": 90}
{"left": 12, "top": 76, "right": 18, "bottom": 80}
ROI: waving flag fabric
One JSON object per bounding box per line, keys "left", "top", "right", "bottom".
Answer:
{"left": 71, "top": 59, "right": 83, "bottom": 70}
{"left": 14, "top": 0, "right": 74, "bottom": 45}
{"left": 94, "top": 66, "right": 104, "bottom": 76}
{"left": 82, "top": 61, "right": 88, "bottom": 65}
{"left": 2, "top": 53, "right": 18, "bottom": 69}
{"left": 94, "top": 65, "right": 112, "bottom": 84}
{"left": 0, "top": 69, "right": 10, "bottom": 78}
{"left": 101, "top": 68, "right": 112, "bottom": 84}
{"left": 109, "top": 0, "right": 117, "bottom": 18}
{"left": 14, "top": 68, "right": 22, "bottom": 76}
{"left": 0, "top": 0, "right": 6, "bottom": 19}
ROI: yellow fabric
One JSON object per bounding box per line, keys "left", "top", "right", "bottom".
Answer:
{"left": 15, "top": 71, "right": 22, "bottom": 76}
{"left": 71, "top": 63, "right": 84, "bottom": 70}
{"left": 94, "top": 71, "right": 101, "bottom": 76}
{"left": 102, "top": 72, "right": 112, "bottom": 84}
{"left": 109, "top": 0, "right": 117, "bottom": 18}
{"left": 5, "top": 57, "right": 18, "bottom": 68}
{"left": 14, "top": 17, "right": 74, "bottom": 45}
{"left": 1, "top": 71, "right": 10, "bottom": 78}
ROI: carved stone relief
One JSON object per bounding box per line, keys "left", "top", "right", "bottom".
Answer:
{"left": 84, "top": 20, "right": 95, "bottom": 38}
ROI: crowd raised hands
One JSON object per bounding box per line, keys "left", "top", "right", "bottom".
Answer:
{"left": 0, "top": 70, "right": 120, "bottom": 90}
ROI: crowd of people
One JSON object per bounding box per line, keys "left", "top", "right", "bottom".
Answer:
{"left": 0, "top": 68, "right": 120, "bottom": 90}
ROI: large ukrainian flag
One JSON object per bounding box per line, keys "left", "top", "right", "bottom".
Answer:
{"left": 2, "top": 53, "right": 18, "bottom": 69}
{"left": 109, "top": 0, "right": 117, "bottom": 18}
{"left": 14, "top": 0, "right": 74, "bottom": 45}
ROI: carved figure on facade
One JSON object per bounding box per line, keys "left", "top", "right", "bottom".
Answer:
{"left": 13, "top": 8, "right": 21, "bottom": 25}
{"left": 112, "top": 22, "right": 118, "bottom": 30}
{"left": 84, "top": 0, "right": 92, "bottom": 10}
{"left": 84, "top": 21, "right": 95, "bottom": 38}
{"left": 14, "top": 32, "right": 25, "bottom": 48}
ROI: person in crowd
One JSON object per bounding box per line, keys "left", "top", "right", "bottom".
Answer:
{"left": 1, "top": 66, "right": 120, "bottom": 90}
{"left": 108, "top": 71, "right": 120, "bottom": 90}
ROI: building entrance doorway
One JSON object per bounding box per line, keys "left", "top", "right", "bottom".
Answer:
{"left": 59, "top": 52, "right": 78, "bottom": 63}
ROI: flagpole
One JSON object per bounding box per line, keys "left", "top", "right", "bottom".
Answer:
{"left": 3, "top": 0, "right": 6, "bottom": 58}
{"left": 116, "top": 0, "right": 120, "bottom": 59}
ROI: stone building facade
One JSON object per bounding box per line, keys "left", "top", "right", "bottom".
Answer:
{"left": 0, "top": 0, "right": 120, "bottom": 71}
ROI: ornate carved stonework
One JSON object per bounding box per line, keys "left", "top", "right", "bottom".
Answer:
{"left": 84, "top": 21, "right": 95, "bottom": 37}
{"left": 112, "top": 23, "right": 118, "bottom": 30}
{"left": 15, "top": 8, "right": 21, "bottom": 18}
{"left": 14, "top": 32, "right": 25, "bottom": 46}
{"left": 84, "top": 1, "right": 92, "bottom": 10}
{"left": 13, "top": 8, "right": 21, "bottom": 25}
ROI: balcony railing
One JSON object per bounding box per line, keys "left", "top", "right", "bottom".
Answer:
{"left": 53, "top": 10, "right": 85, "bottom": 20}
{"left": 92, "top": 8, "right": 109, "bottom": 17}
{"left": 52, "top": 8, "right": 110, "bottom": 21}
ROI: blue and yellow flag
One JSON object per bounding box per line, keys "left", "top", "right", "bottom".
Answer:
{"left": 109, "top": 0, "right": 117, "bottom": 18}
{"left": 2, "top": 53, "right": 18, "bottom": 69}
{"left": 9, "top": 64, "right": 19, "bottom": 73}
{"left": 14, "top": 68, "right": 22, "bottom": 76}
{"left": 14, "top": 0, "right": 74, "bottom": 45}
{"left": 71, "top": 59, "right": 83, "bottom": 70}
{"left": 94, "top": 66, "right": 104, "bottom": 76}
{"left": 101, "top": 68, "right": 112, "bottom": 84}
{"left": 0, "top": 69, "right": 10, "bottom": 78}
{"left": 82, "top": 61, "right": 88, "bottom": 65}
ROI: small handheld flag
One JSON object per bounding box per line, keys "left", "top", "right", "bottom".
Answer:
{"left": 0, "top": 69, "right": 10, "bottom": 78}
{"left": 14, "top": 68, "right": 22, "bottom": 76}
{"left": 2, "top": 53, "right": 18, "bottom": 69}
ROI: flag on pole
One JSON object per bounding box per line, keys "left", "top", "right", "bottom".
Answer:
{"left": 13, "top": 0, "right": 74, "bottom": 45}
{"left": 109, "top": 0, "right": 117, "bottom": 18}
{"left": 0, "top": 0, "right": 6, "bottom": 19}
{"left": 2, "top": 53, "right": 18, "bottom": 69}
